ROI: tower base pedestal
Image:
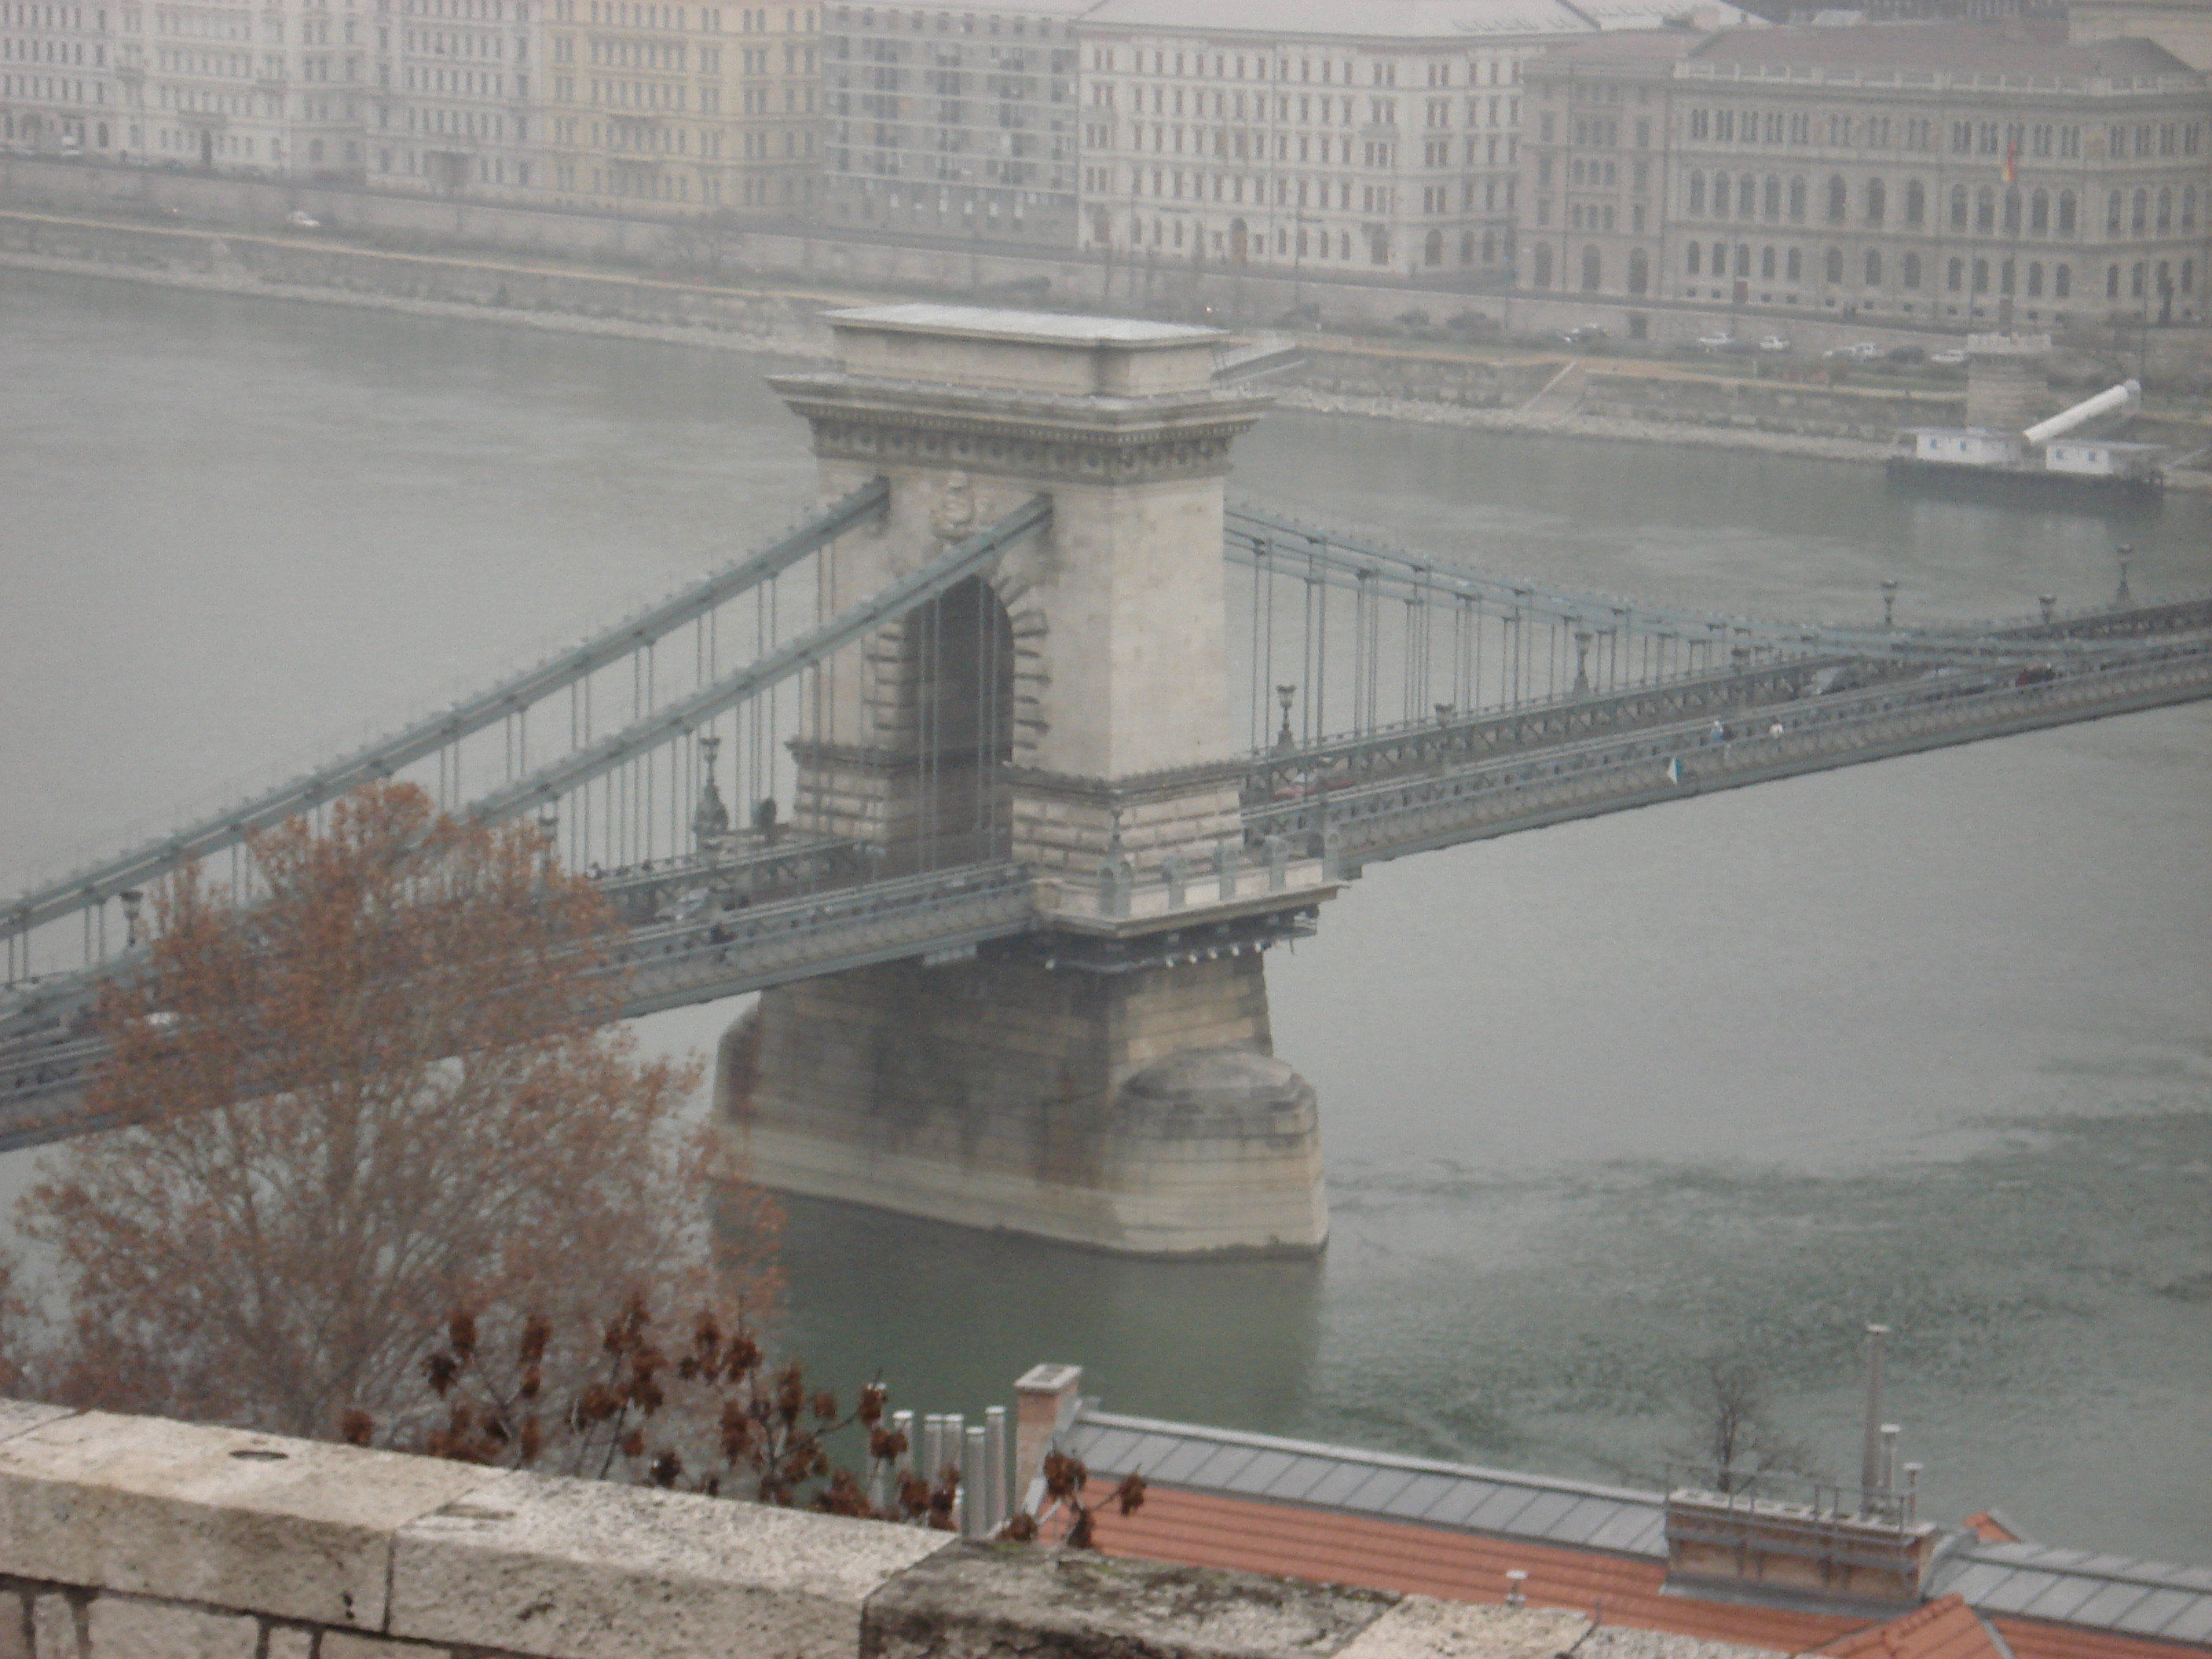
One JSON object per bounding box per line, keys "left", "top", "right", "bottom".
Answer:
{"left": 716, "top": 950, "right": 1328, "bottom": 1258}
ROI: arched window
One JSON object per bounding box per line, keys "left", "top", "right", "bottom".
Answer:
{"left": 1787, "top": 247, "right": 1803, "bottom": 280}
{"left": 2027, "top": 261, "right": 2043, "bottom": 297}
{"left": 1713, "top": 170, "right": 1730, "bottom": 218}
{"left": 1763, "top": 174, "right": 1780, "bottom": 218}
{"left": 1628, "top": 247, "right": 1650, "bottom": 295}
{"left": 1948, "top": 258, "right": 1965, "bottom": 292}
{"left": 1582, "top": 244, "right": 1602, "bottom": 291}
{"left": 1866, "top": 177, "right": 1885, "bottom": 225}
{"left": 1866, "top": 248, "right": 1882, "bottom": 285}
{"left": 1533, "top": 243, "right": 1553, "bottom": 287}
{"left": 1950, "top": 185, "right": 1968, "bottom": 230}
{"left": 2107, "top": 263, "right": 2120, "bottom": 298}
{"left": 1689, "top": 170, "right": 1705, "bottom": 214}
{"left": 2031, "top": 189, "right": 2049, "bottom": 233}
{"left": 1687, "top": 241, "right": 1702, "bottom": 275}
{"left": 2185, "top": 187, "right": 2199, "bottom": 232}
{"left": 2157, "top": 187, "right": 2173, "bottom": 231}
{"left": 2131, "top": 260, "right": 2146, "bottom": 298}
{"left": 1739, "top": 175, "right": 1756, "bottom": 218}
{"left": 1826, "top": 246, "right": 1844, "bottom": 282}
{"left": 1712, "top": 240, "right": 1728, "bottom": 276}
{"left": 1905, "top": 179, "right": 1925, "bottom": 227}
{"left": 2183, "top": 258, "right": 2195, "bottom": 295}
{"left": 1761, "top": 244, "right": 1776, "bottom": 279}
{"left": 2004, "top": 189, "right": 2022, "bottom": 234}
{"left": 1973, "top": 257, "right": 1989, "bottom": 293}
{"left": 1903, "top": 251, "right": 1921, "bottom": 289}
{"left": 2108, "top": 190, "right": 2124, "bottom": 235}
{"left": 1976, "top": 186, "right": 1995, "bottom": 233}
{"left": 1789, "top": 176, "right": 1807, "bottom": 221}
{"left": 2001, "top": 257, "right": 2015, "bottom": 295}
{"left": 1826, "top": 174, "right": 1847, "bottom": 222}
{"left": 2055, "top": 264, "right": 2071, "bottom": 299}
{"left": 1425, "top": 228, "right": 1444, "bottom": 266}
{"left": 1735, "top": 244, "right": 1750, "bottom": 277}
{"left": 2132, "top": 189, "right": 2148, "bottom": 233}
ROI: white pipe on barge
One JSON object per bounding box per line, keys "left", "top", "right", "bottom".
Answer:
{"left": 2023, "top": 380, "right": 2141, "bottom": 445}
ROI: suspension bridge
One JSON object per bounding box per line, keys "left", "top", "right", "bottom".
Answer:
{"left": 4, "top": 305, "right": 2207, "bottom": 1252}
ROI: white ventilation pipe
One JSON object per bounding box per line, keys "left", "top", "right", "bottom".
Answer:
{"left": 2023, "top": 380, "right": 2141, "bottom": 445}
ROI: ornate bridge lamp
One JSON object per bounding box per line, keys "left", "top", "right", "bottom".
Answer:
{"left": 691, "top": 733, "right": 733, "bottom": 855}
{"left": 2115, "top": 544, "right": 2133, "bottom": 606}
{"left": 1273, "top": 683, "right": 1299, "bottom": 755}
{"left": 119, "top": 889, "right": 144, "bottom": 949}
{"left": 1881, "top": 580, "right": 1900, "bottom": 632}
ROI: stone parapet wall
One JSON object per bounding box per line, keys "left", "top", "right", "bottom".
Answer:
{"left": 1577, "top": 372, "right": 1960, "bottom": 442}
{"left": 0, "top": 1395, "right": 1583, "bottom": 1657}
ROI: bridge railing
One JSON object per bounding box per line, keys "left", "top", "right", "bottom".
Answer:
{"left": 1247, "top": 633, "right": 2212, "bottom": 861}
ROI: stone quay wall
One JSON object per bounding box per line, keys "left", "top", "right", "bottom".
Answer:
{"left": 0, "top": 1394, "right": 1588, "bottom": 1659}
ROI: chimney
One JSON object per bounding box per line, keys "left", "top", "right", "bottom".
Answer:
{"left": 1859, "top": 1324, "right": 1890, "bottom": 1510}
{"left": 1013, "top": 1363, "right": 1084, "bottom": 1512}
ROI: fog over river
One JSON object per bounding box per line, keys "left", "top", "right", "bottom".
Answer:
{"left": 2, "top": 270, "right": 2207, "bottom": 1561}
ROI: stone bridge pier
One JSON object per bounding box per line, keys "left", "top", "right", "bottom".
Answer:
{"left": 714, "top": 304, "right": 1334, "bottom": 1257}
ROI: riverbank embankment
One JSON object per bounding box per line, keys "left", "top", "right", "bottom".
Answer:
{"left": 9, "top": 204, "right": 2211, "bottom": 485}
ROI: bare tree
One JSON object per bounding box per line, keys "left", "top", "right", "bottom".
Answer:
{"left": 16, "top": 782, "right": 778, "bottom": 1440}
{"left": 1684, "top": 1357, "right": 1822, "bottom": 1495}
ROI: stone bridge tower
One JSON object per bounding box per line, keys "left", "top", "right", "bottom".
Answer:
{"left": 715, "top": 305, "right": 1334, "bottom": 1258}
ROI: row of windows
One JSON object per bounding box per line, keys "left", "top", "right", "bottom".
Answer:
{"left": 1681, "top": 170, "right": 2204, "bottom": 239}
{"left": 1091, "top": 47, "right": 1521, "bottom": 90}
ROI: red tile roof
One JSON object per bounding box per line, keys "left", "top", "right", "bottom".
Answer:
{"left": 1811, "top": 1596, "right": 2004, "bottom": 1659}
{"left": 1961, "top": 1511, "right": 2024, "bottom": 1546}
{"left": 1078, "top": 1482, "right": 2212, "bottom": 1659}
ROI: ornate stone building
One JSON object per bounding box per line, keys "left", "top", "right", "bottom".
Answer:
{"left": 1072, "top": 0, "right": 1745, "bottom": 284}
{"left": 371, "top": 0, "right": 543, "bottom": 198}
{"left": 538, "top": 0, "right": 819, "bottom": 215}
{"left": 819, "top": 0, "right": 1089, "bottom": 250}
{"left": 1520, "top": 18, "right": 2212, "bottom": 331}
{"left": 2, "top": 0, "right": 119, "bottom": 159}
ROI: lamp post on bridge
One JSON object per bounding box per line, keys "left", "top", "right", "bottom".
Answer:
{"left": 1881, "top": 580, "right": 1900, "bottom": 632}
{"left": 1273, "top": 683, "right": 1299, "bottom": 754}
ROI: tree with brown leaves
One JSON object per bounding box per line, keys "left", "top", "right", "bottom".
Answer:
{"left": 16, "top": 781, "right": 778, "bottom": 1441}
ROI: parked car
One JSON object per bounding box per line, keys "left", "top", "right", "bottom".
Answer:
{"left": 1886, "top": 344, "right": 1927, "bottom": 365}
{"left": 1696, "top": 332, "right": 1737, "bottom": 351}
{"left": 1930, "top": 348, "right": 1969, "bottom": 367}
{"left": 284, "top": 208, "right": 321, "bottom": 229}
{"left": 1822, "top": 342, "right": 1881, "bottom": 361}
{"left": 1757, "top": 335, "right": 1793, "bottom": 353}
{"left": 1558, "top": 324, "right": 1609, "bottom": 346}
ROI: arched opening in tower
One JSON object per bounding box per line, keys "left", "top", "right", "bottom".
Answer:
{"left": 902, "top": 575, "right": 1016, "bottom": 871}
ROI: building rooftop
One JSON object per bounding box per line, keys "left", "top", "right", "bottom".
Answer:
{"left": 1083, "top": 0, "right": 1751, "bottom": 42}
{"left": 1060, "top": 1406, "right": 2212, "bottom": 1658}
{"left": 1685, "top": 18, "right": 2195, "bottom": 77}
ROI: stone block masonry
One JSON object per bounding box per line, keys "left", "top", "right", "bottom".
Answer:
{"left": 0, "top": 1398, "right": 1610, "bottom": 1659}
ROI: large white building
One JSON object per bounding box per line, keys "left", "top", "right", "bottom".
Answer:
{"left": 2, "top": 0, "right": 119, "bottom": 158}
{"left": 370, "top": 0, "right": 541, "bottom": 197}
{"left": 1073, "top": 0, "right": 1749, "bottom": 285}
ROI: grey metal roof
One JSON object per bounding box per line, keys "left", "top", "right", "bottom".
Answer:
{"left": 1064, "top": 1408, "right": 2212, "bottom": 1647}
{"left": 1060, "top": 1408, "right": 1671, "bottom": 1558}
{"left": 1932, "top": 1540, "right": 2212, "bottom": 1647}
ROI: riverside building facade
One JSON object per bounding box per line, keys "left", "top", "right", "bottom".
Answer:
{"left": 372, "top": 0, "right": 542, "bottom": 196}
{"left": 819, "top": 0, "right": 1089, "bottom": 249}
{"left": 1072, "top": 0, "right": 1747, "bottom": 284}
{"left": 1519, "top": 18, "right": 2212, "bottom": 330}
{"left": 537, "top": 0, "right": 819, "bottom": 214}
{"left": 2, "top": 0, "right": 119, "bottom": 158}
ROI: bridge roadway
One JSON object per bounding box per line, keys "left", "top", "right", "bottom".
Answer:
{"left": 3, "top": 622, "right": 2206, "bottom": 1153}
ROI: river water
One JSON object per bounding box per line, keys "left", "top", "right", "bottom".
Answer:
{"left": 2, "top": 269, "right": 2207, "bottom": 1562}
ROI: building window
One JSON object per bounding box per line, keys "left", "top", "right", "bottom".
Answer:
{"left": 1973, "top": 258, "right": 1989, "bottom": 293}
{"left": 2001, "top": 258, "right": 2015, "bottom": 295}
{"left": 1950, "top": 185, "right": 1967, "bottom": 230}
{"left": 1948, "top": 257, "right": 1964, "bottom": 292}
{"left": 1787, "top": 247, "right": 1802, "bottom": 280}
{"left": 1714, "top": 170, "right": 1730, "bottom": 218}
{"left": 1761, "top": 244, "right": 1775, "bottom": 279}
{"left": 2027, "top": 261, "right": 2042, "bottom": 298}
{"left": 2059, "top": 190, "right": 2076, "bottom": 236}
{"left": 1866, "top": 176, "right": 1884, "bottom": 225}
{"left": 2031, "top": 189, "right": 2049, "bottom": 234}
{"left": 2131, "top": 260, "right": 2145, "bottom": 298}
{"left": 2184, "top": 259, "right": 2194, "bottom": 295}
{"left": 2004, "top": 189, "right": 2021, "bottom": 235}
{"left": 1903, "top": 251, "right": 1921, "bottom": 289}
{"left": 2185, "top": 187, "right": 2199, "bottom": 232}
{"left": 2055, "top": 264, "right": 2071, "bottom": 299}
{"left": 1582, "top": 244, "right": 1600, "bottom": 290}
{"left": 1789, "top": 176, "right": 1806, "bottom": 221}
{"left": 2132, "top": 189, "right": 2148, "bottom": 233}
{"left": 1976, "top": 187, "right": 1994, "bottom": 233}
{"left": 1866, "top": 249, "right": 1881, "bottom": 286}
{"left": 2158, "top": 187, "right": 2173, "bottom": 232}
{"left": 1688, "top": 170, "right": 1704, "bottom": 214}
{"left": 1734, "top": 244, "right": 1749, "bottom": 278}
{"left": 1763, "top": 174, "right": 1779, "bottom": 218}
{"left": 2108, "top": 262, "right": 2120, "bottom": 298}
{"left": 1905, "top": 178, "right": 1924, "bottom": 226}
{"left": 1826, "top": 174, "right": 1845, "bottom": 223}
{"left": 1687, "top": 242, "right": 1701, "bottom": 275}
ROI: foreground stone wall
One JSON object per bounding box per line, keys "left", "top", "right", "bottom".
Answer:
{"left": 0, "top": 1396, "right": 1602, "bottom": 1659}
